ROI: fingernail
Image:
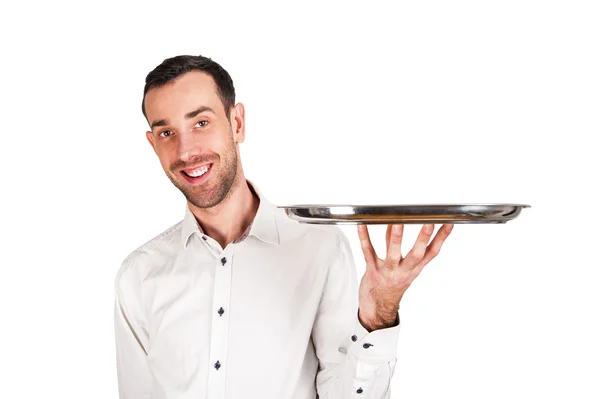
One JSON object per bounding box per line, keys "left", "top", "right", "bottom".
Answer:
{"left": 425, "top": 225, "right": 433, "bottom": 234}
{"left": 446, "top": 224, "right": 454, "bottom": 233}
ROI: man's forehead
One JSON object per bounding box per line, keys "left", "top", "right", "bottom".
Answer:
{"left": 145, "top": 71, "right": 222, "bottom": 118}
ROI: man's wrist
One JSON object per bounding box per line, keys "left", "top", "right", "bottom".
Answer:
{"left": 359, "top": 309, "right": 400, "bottom": 332}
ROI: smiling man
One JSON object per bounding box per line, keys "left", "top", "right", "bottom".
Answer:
{"left": 114, "top": 55, "right": 453, "bottom": 399}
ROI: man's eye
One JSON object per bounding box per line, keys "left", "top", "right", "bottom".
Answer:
{"left": 159, "top": 130, "right": 172, "bottom": 138}
{"left": 195, "top": 120, "right": 208, "bottom": 128}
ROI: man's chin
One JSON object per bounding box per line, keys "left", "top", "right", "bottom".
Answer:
{"left": 170, "top": 169, "right": 233, "bottom": 209}
{"left": 188, "top": 198, "right": 219, "bottom": 209}
{"left": 183, "top": 188, "right": 225, "bottom": 210}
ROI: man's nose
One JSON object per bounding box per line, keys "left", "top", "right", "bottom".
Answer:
{"left": 177, "top": 130, "right": 201, "bottom": 163}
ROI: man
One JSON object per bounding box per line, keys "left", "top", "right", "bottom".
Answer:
{"left": 114, "top": 55, "right": 453, "bottom": 399}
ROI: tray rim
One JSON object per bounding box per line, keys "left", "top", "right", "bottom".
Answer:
{"left": 278, "top": 203, "right": 530, "bottom": 224}
{"left": 278, "top": 203, "right": 531, "bottom": 209}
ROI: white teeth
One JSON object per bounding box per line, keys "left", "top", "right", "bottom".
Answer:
{"left": 187, "top": 165, "right": 210, "bottom": 177}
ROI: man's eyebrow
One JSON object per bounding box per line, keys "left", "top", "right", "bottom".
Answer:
{"left": 150, "top": 119, "right": 168, "bottom": 130}
{"left": 150, "top": 106, "right": 216, "bottom": 130}
{"left": 185, "top": 106, "right": 216, "bottom": 119}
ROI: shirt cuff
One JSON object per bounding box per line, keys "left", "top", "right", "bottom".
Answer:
{"left": 348, "top": 311, "right": 400, "bottom": 362}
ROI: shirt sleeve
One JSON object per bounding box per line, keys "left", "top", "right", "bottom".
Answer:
{"left": 312, "top": 229, "right": 400, "bottom": 398}
{"left": 114, "top": 258, "right": 152, "bottom": 399}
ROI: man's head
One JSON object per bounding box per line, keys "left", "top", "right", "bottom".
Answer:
{"left": 143, "top": 55, "right": 246, "bottom": 209}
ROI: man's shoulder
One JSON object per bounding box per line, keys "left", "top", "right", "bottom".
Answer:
{"left": 115, "top": 220, "right": 184, "bottom": 284}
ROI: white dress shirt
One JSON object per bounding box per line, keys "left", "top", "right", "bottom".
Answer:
{"left": 114, "top": 180, "right": 400, "bottom": 399}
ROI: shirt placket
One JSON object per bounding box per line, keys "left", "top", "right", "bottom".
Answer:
{"left": 206, "top": 244, "right": 233, "bottom": 399}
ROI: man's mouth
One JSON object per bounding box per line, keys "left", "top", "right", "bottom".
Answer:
{"left": 180, "top": 163, "right": 213, "bottom": 182}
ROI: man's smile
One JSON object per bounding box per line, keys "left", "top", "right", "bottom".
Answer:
{"left": 180, "top": 163, "right": 213, "bottom": 183}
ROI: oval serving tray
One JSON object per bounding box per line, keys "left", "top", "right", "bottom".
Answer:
{"left": 278, "top": 204, "right": 530, "bottom": 225}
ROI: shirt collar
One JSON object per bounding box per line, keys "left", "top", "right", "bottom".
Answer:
{"left": 181, "top": 179, "right": 280, "bottom": 248}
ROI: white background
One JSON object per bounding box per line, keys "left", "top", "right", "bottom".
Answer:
{"left": 1, "top": 1, "right": 599, "bottom": 398}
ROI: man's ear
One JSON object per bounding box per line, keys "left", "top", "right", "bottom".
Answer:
{"left": 231, "top": 103, "right": 246, "bottom": 144}
{"left": 146, "top": 131, "right": 158, "bottom": 155}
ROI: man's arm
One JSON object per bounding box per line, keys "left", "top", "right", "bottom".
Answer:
{"left": 114, "top": 262, "right": 152, "bottom": 399}
{"left": 313, "top": 230, "right": 400, "bottom": 398}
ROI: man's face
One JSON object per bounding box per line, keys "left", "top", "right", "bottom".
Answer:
{"left": 144, "top": 71, "right": 245, "bottom": 209}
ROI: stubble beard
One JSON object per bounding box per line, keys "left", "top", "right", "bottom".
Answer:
{"left": 168, "top": 134, "right": 239, "bottom": 209}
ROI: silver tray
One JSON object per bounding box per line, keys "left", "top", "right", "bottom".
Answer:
{"left": 279, "top": 204, "right": 530, "bottom": 225}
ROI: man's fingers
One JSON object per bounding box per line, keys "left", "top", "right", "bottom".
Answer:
{"left": 385, "top": 224, "right": 392, "bottom": 252}
{"left": 384, "top": 224, "right": 404, "bottom": 268}
{"left": 419, "top": 224, "right": 454, "bottom": 266}
{"left": 357, "top": 224, "right": 378, "bottom": 268}
{"left": 403, "top": 224, "right": 435, "bottom": 268}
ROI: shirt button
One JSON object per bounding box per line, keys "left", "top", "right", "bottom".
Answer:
{"left": 202, "top": 236, "right": 208, "bottom": 241}
{"left": 214, "top": 360, "right": 221, "bottom": 370}
{"left": 221, "top": 257, "right": 227, "bottom": 265}
{"left": 357, "top": 387, "right": 363, "bottom": 394}
{"left": 218, "top": 307, "right": 224, "bottom": 316}
{"left": 363, "top": 343, "right": 373, "bottom": 349}
{"left": 351, "top": 335, "right": 357, "bottom": 342}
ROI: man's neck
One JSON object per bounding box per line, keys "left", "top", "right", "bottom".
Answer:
{"left": 188, "top": 176, "right": 259, "bottom": 249}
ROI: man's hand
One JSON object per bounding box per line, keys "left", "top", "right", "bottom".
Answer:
{"left": 357, "top": 223, "right": 453, "bottom": 332}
